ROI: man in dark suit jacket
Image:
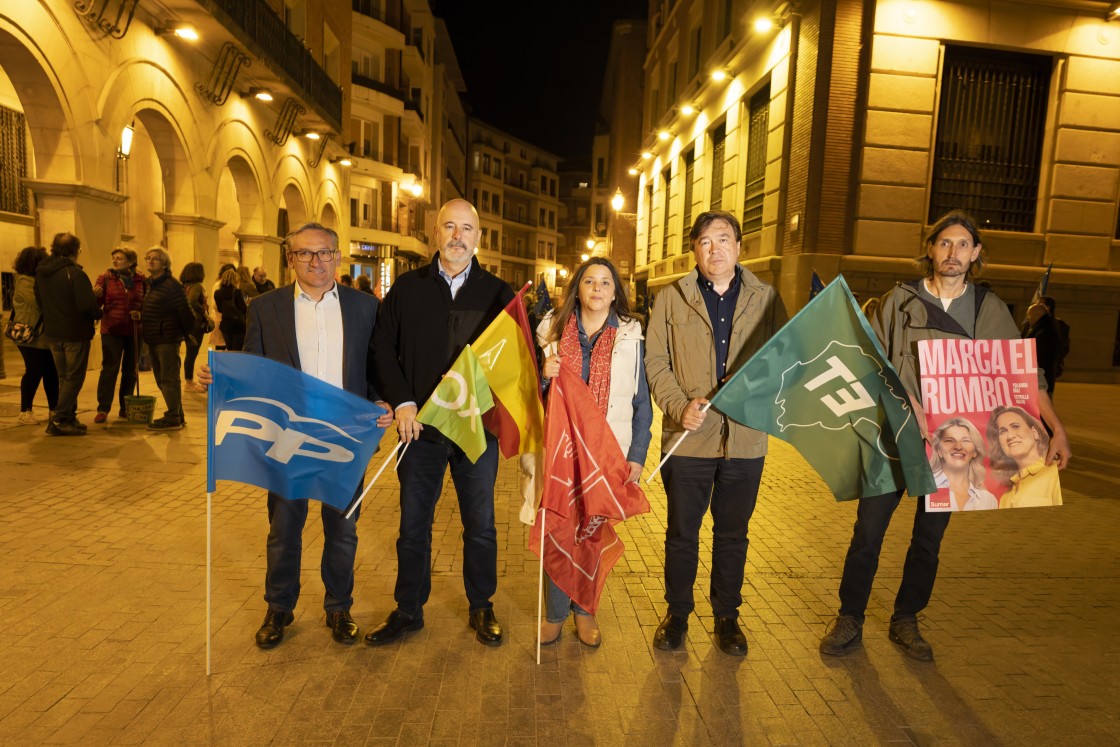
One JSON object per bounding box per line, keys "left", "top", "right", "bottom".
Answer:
{"left": 201, "top": 222, "right": 392, "bottom": 649}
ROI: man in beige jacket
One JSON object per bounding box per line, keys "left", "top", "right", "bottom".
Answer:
{"left": 644, "top": 210, "right": 787, "bottom": 655}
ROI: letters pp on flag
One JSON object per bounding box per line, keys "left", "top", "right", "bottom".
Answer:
{"left": 206, "top": 351, "right": 386, "bottom": 512}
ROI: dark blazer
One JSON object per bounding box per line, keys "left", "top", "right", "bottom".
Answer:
{"left": 243, "top": 282, "right": 381, "bottom": 402}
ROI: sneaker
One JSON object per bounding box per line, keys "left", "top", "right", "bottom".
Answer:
{"left": 820, "top": 615, "right": 863, "bottom": 656}
{"left": 889, "top": 617, "right": 933, "bottom": 661}
{"left": 148, "top": 417, "right": 184, "bottom": 431}
{"left": 94, "top": 412, "right": 108, "bottom": 424}
{"left": 18, "top": 411, "right": 39, "bottom": 425}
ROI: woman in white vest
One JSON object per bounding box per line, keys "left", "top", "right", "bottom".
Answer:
{"left": 535, "top": 257, "right": 653, "bottom": 647}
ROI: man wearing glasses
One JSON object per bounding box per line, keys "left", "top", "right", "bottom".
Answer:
{"left": 200, "top": 222, "right": 392, "bottom": 649}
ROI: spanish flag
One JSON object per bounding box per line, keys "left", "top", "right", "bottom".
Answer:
{"left": 474, "top": 284, "right": 545, "bottom": 458}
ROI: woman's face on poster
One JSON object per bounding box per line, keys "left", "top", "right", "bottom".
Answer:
{"left": 938, "top": 425, "right": 977, "bottom": 473}
{"left": 995, "top": 411, "right": 1042, "bottom": 466}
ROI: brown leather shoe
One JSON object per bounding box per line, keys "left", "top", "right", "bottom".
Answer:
{"left": 574, "top": 614, "right": 601, "bottom": 648}
{"left": 325, "top": 610, "right": 359, "bottom": 644}
{"left": 539, "top": 620, "right": 564, "bottom": 646}
{"left": 255, "top": 609, "right": 295, "bottom": 649}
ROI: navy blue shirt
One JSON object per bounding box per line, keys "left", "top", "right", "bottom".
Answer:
{"left": 698, "top": 268, "right": 741, "bottom": 381}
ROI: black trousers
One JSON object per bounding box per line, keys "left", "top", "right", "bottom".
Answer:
{"left": 661, "top": 455, "right": 764, "bottom": 618}
{"left": 837, "top": 490, "right": 952, "bottom": 622}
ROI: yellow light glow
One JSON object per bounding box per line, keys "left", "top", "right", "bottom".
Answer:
{"left": 753, "top": 18, "right": 774, "bottom": 33}
{"left": 409, "top": 182, "right": 423, "bottom": 197}
{"left": 611, "top": 189, "right": 624, "bottom": 212}
{"left": 710, "top": 69, "right": 727, "bottom": 82}
{"left": 627, "top": 167, "right": 638, "bottom": 176}
{"left": 559, "top": 268, "right": 569, "bottom": 278}
{"left": 640, "top": 151, "right": 652, "bottom": 160}
{"left": 657, "top": 130, "right": 670, "bottom": 141}
{"left": 173, "top": 25, "right": 199, "bottom": 41}
{"left": 680, "top": 104, "right": 695, "bottom": 116}
{"left": 254, "top": 90, "right": 274, "bottom": 102}
{"left": 338, "top": 158, "right": 352, "bottom": 167}
{"left": 304, "top": 131, "right": 321, "bottom": 140}
{"left": 585, "top": 239, "right": 595, "bottom": 250}
{"left": 580, "top": 253, "right": 590, "bottom": 262}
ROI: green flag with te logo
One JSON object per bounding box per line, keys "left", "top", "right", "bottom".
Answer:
{"left": 417, "top": 345, "right": 495, "bottom": 463}
{"left": 710, "top": 276, "right": 936, "bottom": 501}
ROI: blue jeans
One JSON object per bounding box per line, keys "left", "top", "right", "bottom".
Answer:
{"left": 545, "top": 576, "right": 589, "bottom": 623}
{"left": 393, "top": 434, "right": 499, "bottom": 618}
{"left": 264, "top": 489, "right": 361, "bottom": 613}
{"left": 837, "top": 489, "right": 952, "bottom": 622}
{"left": 661, "top": 455, "right": 764, "bottom": 618}
{"left": 149, "top": 342, "right": 182, "bottom": 423}
{"left": 49, "top": 340, "right": 90, "bottom": 424}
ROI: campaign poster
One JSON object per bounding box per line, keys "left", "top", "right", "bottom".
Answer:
{"left": 917, "top": 338, "right": 1062, "bottom": 512}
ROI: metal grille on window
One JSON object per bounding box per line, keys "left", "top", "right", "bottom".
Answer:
{"left": 682, "top": 148, "right": 695, "bottom": 253}
{"left": 930, "top": 46, "right": 1051, "bottom": 232}
{"left": 743, "top": 86, "right": 770, "bottom": 234}
{"left": 710, "top": 124, "right": 725, "bottom": 211}
{"left": 660, "top": 166, "right": 672, "bottom": 262}
{"left": 0, "top": 105, "right": 30, "bottom": 216}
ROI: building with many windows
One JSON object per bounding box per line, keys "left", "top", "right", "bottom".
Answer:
{"left": 1, "top": 0, "right": 351, "bottom": 290}
{"left": 347, "top": 0, "right": 439, "bottom": 295}
{"left": 635, "top": 0, "right": 1120, "bottom": 380}
{"left": 467, "top": 120, "right": 563, "bottom": 291}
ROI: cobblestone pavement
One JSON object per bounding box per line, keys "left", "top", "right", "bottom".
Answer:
{"left": 0, "top": 342, "right": 1117, "bottom": 745}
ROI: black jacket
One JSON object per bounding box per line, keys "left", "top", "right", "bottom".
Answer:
{"left": 372, "top": 254, "right": 513, "bottom": 442}
{"left": 142, "top": 272, "right": 196, "bottom": 345}
{"left": 34, "top": 255, "right": 101, "bottom": 342}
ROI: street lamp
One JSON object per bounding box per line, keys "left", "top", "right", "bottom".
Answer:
{"left": 611, "top": 189, "right": 625, "bottom": 212}
{"left": 580, "top": 253, "right": 590, "bottom": 262}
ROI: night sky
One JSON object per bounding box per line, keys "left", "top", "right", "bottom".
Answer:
{"left": 430, "top": 0, "right": 648, "bottom": 163}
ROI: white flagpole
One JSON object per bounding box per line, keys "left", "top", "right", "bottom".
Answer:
{"left": 206, "top": 489, "right": 212, "bottom": 676}
{"left": 536, "top": 506, "right": 546, "bottom": 665}
{"left": 646, "top": 402, "right": 712, "bottom": 483}
{"left": 394, "top": 441, "right": 411, "bottom": 470}
{"left": 344, "top": 442, "right": 402, "bottom": 519}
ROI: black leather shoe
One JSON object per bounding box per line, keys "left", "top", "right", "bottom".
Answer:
{"left": 364, "top": 610, "right": 423, "bottom": 646}
{"left": 255, "top": 609, "right": 295, "bottom": 649}
{"left": 326, "top": 610, "right": 359, "bottom": 644}
{"left": 468, "top": 608, "right": 503, "bottom": 646}
{"left": 653, "top": 613, "right": 688, "bottom": 650}
{"left": 714, "top": 616, "right": 748, "bottom": 656}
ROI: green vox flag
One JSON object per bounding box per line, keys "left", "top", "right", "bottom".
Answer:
{"left": 710, "top": 276, "right": 936, "bottom": 501}
{"left": 417, "top": 345, "right": 495, "bottom": 463}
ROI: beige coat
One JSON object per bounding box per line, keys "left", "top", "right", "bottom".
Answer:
{"left": 645, "top": 266, "right": 788, "bottom": 459}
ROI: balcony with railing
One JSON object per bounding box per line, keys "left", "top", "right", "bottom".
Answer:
{"left": 352, "top": 73, "right": 407, "bottom": 103}
{"left": 209, "top": 0, "right": 342, "bottom": 129}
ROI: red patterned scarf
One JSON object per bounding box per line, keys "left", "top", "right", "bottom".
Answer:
{"left": 557, "top": 312, "right": 616, "bottom": 416}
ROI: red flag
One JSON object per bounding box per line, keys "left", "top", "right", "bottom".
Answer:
{"left": 476, "top": 283, "right": 545, "bottom": 458}
{"left": 529, "top": 366, "right": 649, "bottom": 614}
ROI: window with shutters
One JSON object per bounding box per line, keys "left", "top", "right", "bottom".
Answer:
{"left": 743, "top": 86, "right": 770, "bottom": 234}
{"left": 709, "top": 124, "right": 726, "bottom": 211}
{"left": 929, "top": 46, "right": 1052, "bottom": 232}
{"left": 682, "top": 147, "right": 695, "bottom": 252}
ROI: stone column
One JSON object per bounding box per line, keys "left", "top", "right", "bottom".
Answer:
{"left": 25, "top": 180, "right": 127, "bottom": 271}
{"left": 234, "top": 233, "right": 285, "bottom": 284}
{"left": 156, "top": 212, "right": 225, "bottom": 277}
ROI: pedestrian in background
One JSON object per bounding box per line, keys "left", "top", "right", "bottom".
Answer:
{"left": 209, "top": 262, "right": 236, "bottom": 349}
{"left": 214, "top": 268, "right": 247, "bottom": 352}
{"left": 11, "top": 246, "right": 57, "bottom": 425}
{"left": 355, "top": 274, "right": 374, "bottom": 294}
{"left": 35, "top": 232, "right": 101, "bottom": 436}
{"left": 180, "top": 262, "right": 210, "bottom": 392}
{"left": 93, "top": 247, "right": 145, "bottom": 422}
{"left": 252, "top": 266, "right": 275, "bottom": 295}
{"left": 238, "top": 265, "right": 259, "bottom": 303}
{"left": 140, "top": 247, "right": 195, "bottom": 431}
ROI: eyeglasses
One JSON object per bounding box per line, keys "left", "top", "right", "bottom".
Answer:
{"left": 289, "top": 249, "right": 340, "bottom": 263}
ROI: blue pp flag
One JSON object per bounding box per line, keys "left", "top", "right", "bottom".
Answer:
{"left": 205, "top": 351, "right": 386, "bottom": 512}
{"left": 1031, "top": 263, "right": 1052, "bottom": 303}
{"left": 533, "top": 279, "right": 552, "bottom": 317}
